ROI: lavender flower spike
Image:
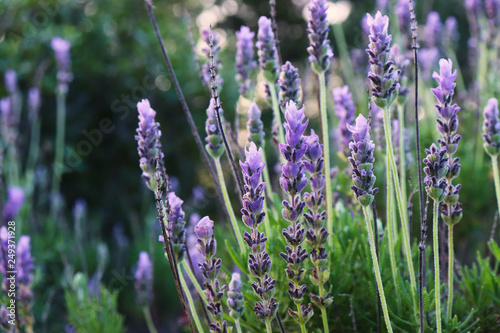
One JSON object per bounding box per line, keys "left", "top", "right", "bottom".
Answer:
{"left": 395, "top": 0, "right": 410, "bottom": 38}
{"left": 307, "top": 0, "right": 333, "bottom": 73}
{"left": 235, "top": 26, "right": 257, "bottom": 99}
{"left": 256, "top": 16, "right": 279, "bottom": 83}
{"left": 240, "top": 142, "right": 279, "bottom": 325}
{"left": 2, "top": 186, "right": 25, "bottom": 222}
{"left": 205, "top": 98, "right": 225, "bottom": 158}
{"left": 279, "top": 61, "right": 301, "bottom": 112}
{"left": 201, "top": 28, "right": 223, "bottom": 91}
{"left": 366, "top": 12, "right": 400, "bottom": 108}
{"left": 347, "top": 114, "right": 378, "bottom": 206}
{"left": 17, "top": 236, "right": 34, "bottom": 307}
{"left": 279, "top": 101, "right": 313, "bottom": 325}
{"left": 4, "top": 70, "right": 17, "bottom": 94}
{"left": 424, "top": 12, "right": 442, "bottom": 48}
{"left": 247, "top": 103, "right": 265, "bottom": 148}
{"left": 332, "top": 85, "right": 356, "bottom": 156}
{"left": 167, "top": 192, "right": 187, "bottom": 261}
{"left": 135, "top": 252, "right": 153, "bottom": 306}
{"left": 423, "top": 144, "right": 448, "bottom": 202}
{"left": 195, "top": 216, "right": 228, "bottom": 333}
{"left": 227, "top": 273, "right": 244, "bottom": 320}
{"left": 51, "top": 37, "right": 72, "bottom": 91}
{"left": 483, "top": 98, "right": 500, "bottom": 156}
{"left": 135, "top": 99, "right": 164, "bottom": 191}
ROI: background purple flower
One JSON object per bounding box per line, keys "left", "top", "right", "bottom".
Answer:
{"left": 134, "top": 251, "right": 153, "bottom": 306}
{"left": 424, "top": 12, "right": 442, "bottom": 49}
{"left": 200, "top": 28, "right": 223, "bottom": 91}
{"left": 256, "top": 16, "right": 279, "bottom": 82}
{"left": 279, "top": 61, "right": 301, "bottom": 112}
{"left": 483, "top": 98, "right": 500, "bottom": 156}
{"left": 235, "top": 26, "right": 257, "bottom": 98}
{"left": 2, "top": 186, "right": 25, "bottom": 222}
{"left": 307, "top": 0, "right": 333, "bottom": 73}
{"left": 332, "top": 85, "right": 356, "bottom": 156}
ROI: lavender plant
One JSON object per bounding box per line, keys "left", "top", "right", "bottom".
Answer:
{"left": 227, "top": 273, "right": 244, "bottom": 333}
{"left": 134, "top": 252, "right": 157, "bottom": 333}
{"left": 201, "top": 28, "right": 223, "bottom": 92}
{"left": 482, "top": 98, "right": 500, "bottom": 215}
{"left": 332, "top": 85, "right": 355, "bottom": 157}
{"left": 235, "top": 26, "right": 257, "bottom": 100}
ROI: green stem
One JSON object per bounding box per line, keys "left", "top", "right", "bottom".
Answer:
{"left": 432, "top": 200, "right": 442, "bottom": 333}
{"left": 297, "top": 303, "right": 307, "bottom": 333}
{"left": 397, "top": 104, "right": 407, "bottom": 215}
{"left": 362, "top": 206, "right": 394, "bottom": 333}
{"left": 318, "top": 72, "right": 334, "bottom": 248}
{"left": 382, "top": 105, "right": 418, "bottom": 316}
{"left": 269, "top": 83, "right": 285, "bottom": 155}
{"left": 446, "top": 224, "right": 454, "bottom": 321}
{"left": 265, "top": 321, "right": 273, "bottom": 333}
{"left": 142, "top": 306, "right": 159, "bottom": 333}
{"left": 214, "top": 158, "right": 245, "bottom": 253}
{"left": 178, "top": 264, "right": 205, "bottom": 333}
{"left": 386, "top": 154, "right": 401, "bottom": 310}
{"left": 181, "top": 260, "right": 207, "bottom": 304}
{"left": 235, "top": 319, "right": 243, "bottom": 333}
{"left": 491, "top": 156, "right": 500, "bottom": 216}
{"left": 262, "top": 153, "right": 278, "bottom": 228}
{"left": 318, "top": 280, "right": 329, "bottom": 333}
{"left": 51, "top": 91, "right": 67, "bottom": 215}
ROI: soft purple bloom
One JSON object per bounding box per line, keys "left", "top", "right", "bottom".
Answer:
{"left": 395, "top": 0, "right": 410, "bottom": 37}
{"left": 205, "top": 98, "right": 225, "bottom": 158}
{"left": 333, "top": 85, "right": 356, "bottom": 156}
{"left": 235, "top": 26, "right": 257, "bottom": 98}
{"left": 17, "top": 236, "right": 34, "bottom": 286}
{"left": 0, "top": 227, "right": 10, "bottom": 292}
{"left": 247, "top": 103, "right": 265, "bottom": 147}
{"left": 135, "top": 251, "right": 153, "bottom": 306}
{"left": 28, "top": 87, "right": 41, "bottom": 122}
{"left": 200, "top": 28, "right": 223, "bottom": 90}
{"left": 2, "top": 186, "right": 25, "bottom": 222}
{"left": 51, "top": 37, "right": 72, "bottom": 89}
{"left": 425, "top": 12, "right": 442, "bottom": 48}
{"left": 72, "top": 198, "right": 87, "bottom": 223}
{"left": 485, "top": 0, "right": 500, "bottom": 29}
{"left": 192, "top": 186, "right": 205, "bottom": 204}
{"left": 0, "top": 305, "right": 9, "bottom": 327}
{"left": 423, "top": 144, "right": 448, "bottom": 202}
{"left": 307, "top": 0, "right": 333, "bottom": 73}
{"left": 4, "top": 70, "right": 17, "bottom": 94}
{"left": 279, "top": 61, "right": 301, "bottom": 112}
{"left": 376, "top": 0, "right": 389, "bottom": 12}
{"left": 240, "top": 142, "right": 266, "bottom": 229}
{"left": 444, "top": 17, "right": 459, "bottom": 48}
{"left": 390, "top": 44, "right": 410, "bottom": 103}
{"left": 167, "top": 192, "right": 187, "bottom": 261}
{"left": 482, "top": 98, "right": 500, "bottom": 156}
{"left": 465, "top": 0, "right": 481, "bottom": 37}
{"left": 347, "top": 114, "right": 378, "bottom": 206}
{"left": 194, "top": 216, "right": 214, "bottom": 242}
{"left": 256, "top": 16, "right": 279, "bottom": 82}
{"left": 135, "top": 99, "right": 164, "bottom": 191}
{"left": 366, "top": 12, "right": 400, "bottom": 107}
{"left": 227, "top": 273, "right": 244, "bottom": 319}
{"left": 419, "top": 47, "right": 440, "bottom": 82}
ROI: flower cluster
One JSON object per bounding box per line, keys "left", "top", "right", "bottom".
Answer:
{"left": 425, "top": 12, "right": 442, "bottom": 49}
{"left": 332, "top": 85, "right": 356, "bottom": 156}
{"left": 279, "top": 61, "right": 301, "bottom": 112}
{"left": 347, "top": 114, "right": 378, "bottom": 206}
{"left": 256, "top": 16, "right": 279, "bottom": 83}
{"left": 2, "top": 186, "right": 25, "bottom": 222}
{"left": 279, "top": 101, "right": 313, "bottom": 323}
{"left": 247, "top": 103, "right": 265, "bottom": 148}
{"left": 135, "top": 251, "right": 153, "bottom": 306}
{"left": 431, "top": 58, "right": 462, "bottom": 225}
{"left": 167, "top": 192, "right": 187, "bottom": 261}
{"left": 235, "top": 26, "right": 257, "bottom": 98}
{"left": 201, "top": 28, "right": 223, "bottom": 91}
{"left": 240, "top": 143, "right": 279, "bottom": 324}
{"left": 366, "top": 12, "right": 400, "bottom": 108}
{"left": 195, "top": 216, "right": 228, "bottom": 333}
{"left": 483, "top": 98, "right": 500, "bottom": 156}
{"left": 302, "top": 130, "right": 331, "bottom": 310}
{"left": 135, "top": 99, "right": 164, "bottom": 191}
{"left": 423, "top": 144, "right": 448, "bottom": 202}
{"left": 205, "top": 98, "right": 225, "bottom": 158}
{"left": 307, "top": 0, "right": 333, "bottom": 73}
{"left": 227, "top": 273, "right": 244, "bottom": 320}
{"left": 51, "top": 37, "right": 73, "bottom": 92}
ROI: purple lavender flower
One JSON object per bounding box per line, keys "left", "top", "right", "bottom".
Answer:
{"left": 0, "top": 227, "right": 9, "bottom": 291}
{"left": 366, "top": 12, "right": 400, "bottom": 108}
{"left": 135, "top": 251, "right": 153, "bottom": 306}
{"left": 423, "top": 144, "right": 448, "bottom": 202}
{"left": 395, "top": 0, "right": 410, "bottom": 38}
{"left": 205, "top": 98, "right": 225, "bottom": 158}
{"left": 465, "top": 0, "right": 481, "bottom": 37}
{"left": 279, "top": 101, "right": 313, "bottom": 323}
{"left": 419, "top": 47, "right": 440, "bottom": 82}
{"left": 17, "top": 236, "right": 34, "bottom": 286}
{"left": 235, "top": 26, "right": 257, "bottom": 98}
{"left": 392, "top": 119, "right": 413, "bottom": 168}
{"left": 279, "top": 61, "right": 301, "bottom": 112}
{"left": 483, "top": 98, "right": 500, "bottom": 156}
{"left": 307, "top": 0, "right": 333, "bottom": 73}
{"left": 390, "top": 44, "right": 410, "bottom": 104}
{"left": 347, "top": 114, "right": 378, "bottom": 206}
{"left": 4, "top": 70, "right": 17, "bottom": 95}
{"left": 444, "top": 17, "right": 459, "bottom": 48}
{"left": 135, "top": 99, "right": 164, "bottom": 191}
{"left": 227, "top": 273, "right": 244, "bottom": 320}
{"left": 2, "top": 186, "right": 25, "bottom": 222}
{"left": 247, "top": 103, "right": 265, "bottom": 148}
{"left": 51, "top": 37, "right": 72, "bottom": 91}
{"left": 425, "top": 12, "right": 442, "bottom": 48}
{"left": 28, "top": 88, "right": 41, "bottom": 122}
{"left": 256, "top": 16, "right": 279, "bottom": 83}
{"left": 239, "top": 143, "right": 279, "bottom": 324}
{"left": 200, "top": 28, "right": 223, "bottom": 91}
{"left": 0, "top": 305, "right": 9, "bottom": 328}
{"left": 167, "top": 192, "right": 187, "bottom": 261}
{"left": 195, "top": 216, "right": 227, "bottom": 332}
{"left": 485, "top": 0, "right": 500, "bottom": 34}
{"left": 332, "top": 85, "right": 356, "bottom": 156}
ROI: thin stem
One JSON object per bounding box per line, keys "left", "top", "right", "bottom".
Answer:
{"left": 265, "top": 321, "right": 273, "bottom": 333}
{"left": 432, "top": 200, "right": 442, "bottom": 333}
{"left": 214, "top": 158, "right": 245, "bottom": 253}
{"left": 181, "top": 260, "right": 207, "bottom": 304}
{"left": 397, "top": 104, "right": 407, "bottom": 217}
{"left": 178, "top": 264, "right": 206, "bottom": 333}
{"left": 491, "top": 156, "right": 500, "bottom": 216}
{"left": 262, "top": 153, "right": 279, "bottom": 223}
{"left": 446, "top": 225, "right": 454, "bottom": 321}
{"left": 318, "top": 271, "right": 330, "bottom": 333}
{"left": 385, "top": 155, "right": 401, "bottom": 310}
{"left": 297, "top": 303, "right": 307, "bottom": 333}
{"left": 51, "top": 91, "right": 66, "bottom": 214}
{"left": 26, "top": 117, "right": 41, "bottom": 174}
{"left": 382, "top": 105, "right": 417, "bottom": 317}
{"left": 270, "top": 83, "right": 285, "bottom": 152}
{"left": 362, "top": 206, "right": 394, "bottom": 333}
{"left": 318, "top": 72, "right": 334, "bottom": 248}
{"left": 142, "top": 306, "right": 158, "bottom": 333}
{"left": 235, "top": 319, "right": 243, "bottom": 333}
